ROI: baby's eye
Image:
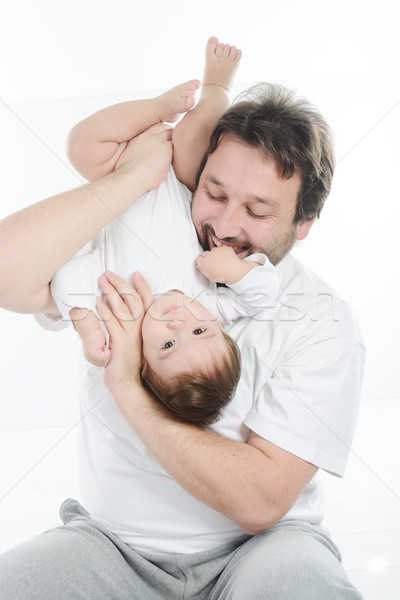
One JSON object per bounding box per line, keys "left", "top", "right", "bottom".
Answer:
{"left": 161, "top": 340, "right": 175, "bottom": 350}
{"left": 193, "top": 327, "right": 207, "bottom": 335}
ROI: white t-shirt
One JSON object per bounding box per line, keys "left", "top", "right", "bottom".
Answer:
{"left": 36, "top": 168, "right": 365, "bottom": 554}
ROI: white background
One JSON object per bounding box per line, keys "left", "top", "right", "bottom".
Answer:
{"left": 0, "top": 0, "right": 399, "bottom": 430}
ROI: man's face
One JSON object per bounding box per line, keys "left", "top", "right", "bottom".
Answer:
{"left": 191, "top": 135, "right": 312, "bottom": 265}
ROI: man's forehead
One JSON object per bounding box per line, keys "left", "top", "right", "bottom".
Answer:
{"left": 205, "top": 137, "right": 296, "bottom": 180}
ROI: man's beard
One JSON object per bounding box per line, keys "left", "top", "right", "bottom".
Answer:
{"left": 196, "top": 222, "right": 298, "bottom": 266}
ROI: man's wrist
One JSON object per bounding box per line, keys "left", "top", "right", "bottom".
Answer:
{"left": 110, "top": 376, "right": 168, "bottom": 424}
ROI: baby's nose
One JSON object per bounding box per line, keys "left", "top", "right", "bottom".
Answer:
{"left": 166, "top": 315, "right": 185, "bottom": 329}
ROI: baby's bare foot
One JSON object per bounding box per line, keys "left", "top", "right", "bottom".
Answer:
{"left": 203, "top": 36, "right": 242, "bottom": 92}
{"left": 154, "top": 80, "right": 201, "bottom": 123}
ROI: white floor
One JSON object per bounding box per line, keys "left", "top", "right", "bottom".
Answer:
{"left": 1, "top": 398, "right": 399, "bottom": 599}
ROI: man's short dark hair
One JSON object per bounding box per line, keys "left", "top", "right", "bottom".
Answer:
{"left": 196, "top": 82, "right": 335, "bottom": 223}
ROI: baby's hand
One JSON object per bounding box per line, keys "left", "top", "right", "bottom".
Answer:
{"left": 196, "top": 246, "right": 245, "bottom": 284}
{"left": 81, "top": 328, "right": 111, "bottom": 368}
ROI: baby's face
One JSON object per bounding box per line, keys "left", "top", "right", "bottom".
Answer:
{"left": 141, "top": 290, "right": 227, "bottom": 381}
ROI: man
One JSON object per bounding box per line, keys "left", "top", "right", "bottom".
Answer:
{"left": 0, "top": 83, "right": 365, "bottom": 599}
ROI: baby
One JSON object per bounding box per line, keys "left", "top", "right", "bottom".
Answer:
{"left": 52, "top": 37, "right": 278, "bottom": 425}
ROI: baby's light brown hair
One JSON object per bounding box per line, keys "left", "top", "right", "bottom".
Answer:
{"left": 142, "top": 330, "right": 241, "bottom": 427}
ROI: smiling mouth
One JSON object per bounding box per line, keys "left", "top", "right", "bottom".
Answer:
{"left": 213, "top": 235, "right": 237, "bottom": 250}
{"left": 210, "top": 233, "right": 249, "bottom": 257}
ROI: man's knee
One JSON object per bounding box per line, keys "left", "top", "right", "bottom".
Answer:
{"left": 0, "top": 530, "right": 68, "bottom": 599}
{"left": 213, "top": 522, "right": 362, "bottom": 600}
{"left": 0, "top": 522, "right": 105, "bottom": 600}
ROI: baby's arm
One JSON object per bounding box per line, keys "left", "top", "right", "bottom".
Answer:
{"left": 51, "top": 244, "right": 110, "bottom": 367}
{"left": 70, "top": 308, "right": 111, "bottom": 368}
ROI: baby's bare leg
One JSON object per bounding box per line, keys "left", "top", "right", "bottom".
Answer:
{"left": 68, "top": 80, "right": 200, "bottom": 181}
{"left": 172, "top": 37, "right": 241, "bottom": 191}
{"left": 153, "top": 80, "right": 200, "bottom": 123}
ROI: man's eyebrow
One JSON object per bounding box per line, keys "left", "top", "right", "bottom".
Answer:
{"left": 205, "top": 175, "right": 280, "bottom": 209}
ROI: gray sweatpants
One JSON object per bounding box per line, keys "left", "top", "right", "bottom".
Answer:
{"left": 0, "top": 498, "right": 362, "bottom": 599}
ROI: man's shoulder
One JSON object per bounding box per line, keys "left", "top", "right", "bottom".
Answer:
{"left": 276, "top": 254, "right": 352, "bottom": 310}
{"left": 276, "top": 253, "right": 334, "bottom": 294}
{"left": 231, "top": 252, "right": 364, "bottom": 347}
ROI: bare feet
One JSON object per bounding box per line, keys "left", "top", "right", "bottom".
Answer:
{"left": 152, "top": 37, "right": 241, "bottom": 123}
{"left": 203, "top": 36, "right": 242, "bottom": 92}
{"left": 154, "top": 79, "right": 201, "bottom": 123}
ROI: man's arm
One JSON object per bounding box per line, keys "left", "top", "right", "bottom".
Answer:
{"left": 0, "top": 124, "right": 172, "bottom": 314}
{"left": 114, "top": 388, "right": 316, "bottom": 533}
{"left": 98, "top": 270, "right": 317, "bottom": 534}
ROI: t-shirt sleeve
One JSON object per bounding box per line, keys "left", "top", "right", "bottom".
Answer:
{"left": 244, "top": 306, "right": 365, "bottom": 477}
{"left": 33, "top": 310, "right": 70, "bottom": 332}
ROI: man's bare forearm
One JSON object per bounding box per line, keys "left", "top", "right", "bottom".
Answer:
{"left": 111, "top": 379, "right": 316, "bottom": 535}
{"left": 0, "top": 124, "right": 173, "bottom": 313}
{"left": 0, "top": 170, "right": 148, "bottom": 312}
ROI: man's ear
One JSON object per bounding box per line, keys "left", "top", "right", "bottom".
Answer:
{"left": 296, "top": 219, "right": 315, "bottom": 241}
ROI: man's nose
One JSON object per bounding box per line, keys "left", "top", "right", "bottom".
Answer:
{"left": 213, "top": 203, "right": 242, "bottom": 239}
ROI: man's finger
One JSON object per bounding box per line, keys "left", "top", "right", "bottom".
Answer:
{"left": 131, "top": 271, "right": 153, "bottom": 312}
{"left": 96, "top": 297, "right": 121, "bottom": 334}
{"left": 103, "top": 271, "right": 144, "bottom": 320}
{"left": 99, "top": 274, "right": 134, "bottom": 322}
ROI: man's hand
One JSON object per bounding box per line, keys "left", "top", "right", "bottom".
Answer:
{"left": 196, "top": 246, "right": 257, "bottom": 285}
{"left": 131, "top": 271, "right": 154, "bottom": 312}
{"left": 114, "top": 123, "right": 173, "bottom": 192}
{"left": 96, "top": 271, "right": 145, "bottom": 392}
